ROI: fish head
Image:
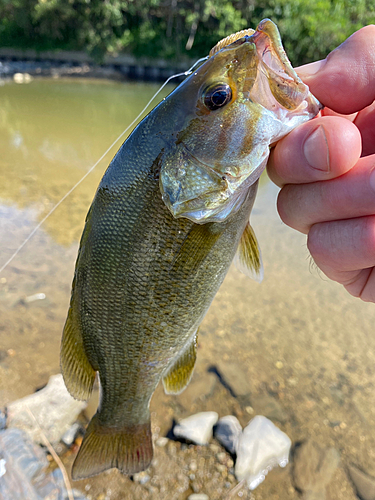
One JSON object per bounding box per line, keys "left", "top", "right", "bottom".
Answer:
{"left": 160, "top": 19, "right": 321, "bottom": 223}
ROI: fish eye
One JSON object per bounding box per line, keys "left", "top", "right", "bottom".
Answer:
{"left": 203, "top": 83, "right": 232, "bottom": 110}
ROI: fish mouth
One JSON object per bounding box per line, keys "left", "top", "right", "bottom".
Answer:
{"left": 216, "top": 19, "right": 315, "bottom": 112}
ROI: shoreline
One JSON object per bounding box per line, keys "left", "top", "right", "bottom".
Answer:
{"left": 0, "top": 48, "right": 192, "bottom": 83}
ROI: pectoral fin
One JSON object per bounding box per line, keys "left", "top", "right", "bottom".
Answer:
{"left": 234, "top": 222, "right": 263, "bottom": 282}
{"left": 163, "top": 331, "right": 198, "bottom": 395}
{"left": 60, "top": 304, "right": 96, "bottom": 401}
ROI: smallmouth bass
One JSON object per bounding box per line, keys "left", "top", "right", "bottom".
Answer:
{"left": 61, "top": 19, "right": 320, "bottom": 479}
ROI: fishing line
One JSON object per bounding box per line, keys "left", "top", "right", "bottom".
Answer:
{"left": 0, "top": 56, "right": 209, "bottom": 275}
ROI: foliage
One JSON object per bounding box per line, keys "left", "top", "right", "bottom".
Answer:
{"left": 0, "top": 0, "right": 374, "bottom": 65}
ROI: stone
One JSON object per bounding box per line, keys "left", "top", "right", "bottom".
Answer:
{"left": 250, "top": 394, "right": 288, "bottom": 424}
{"left": 187, "top": 494, "right": 209, "bottom": 500}
{"left": 216, "top": 362, "right": 252, "bottom": 397}
{"left": 133, "top": 471, "right": 150, "bottom": 484}
{"left": 7, "top": 374, "right": 87, "bottom": 445}
{"left": 155, "top": 437, "right": 169, "bottom": 447}
{"left": 0, "top": 408, "right": 6, "bottom": 430}
{"left": 61, "top": 422, "right": 82, "bottom": 446}
{"left": 347, "top": 464, "right": 375, "bottom": 500}
{"left": 235, "top": 415, "right": 291, "bottom": 490}
{"left": 177, "top": 373, "right": 216, "bottom": 408}
{"left": 173, "top": 412, "right": 219, "bottom": 445}
{"left": 303, "top": 491, "right": 326, "bottom": 500}
{"left": 293, "top": 440, "right": 340, "bottom": 493}
{"left": 214, "top": 415, "right": 242, "bottom": 454}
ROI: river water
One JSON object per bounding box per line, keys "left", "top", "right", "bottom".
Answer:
{"left": 1, "top": 77, "right": 375, "bottom": 500}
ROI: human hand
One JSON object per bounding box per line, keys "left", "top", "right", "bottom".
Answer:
{"left": 267, "top": 25, "right": 375, "bottom": 301}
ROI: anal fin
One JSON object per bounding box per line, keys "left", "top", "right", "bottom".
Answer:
{"left": 72, "top": 414, "right": 153, "bottom": 479}
{"left": 60, "top": 306, "right": 96, "bottom": 401}
{"left": 234, "top": 221, "right": 264, "bottom": 282}
{"left": 163, "top": 331, "right": 197, "bottom": 395}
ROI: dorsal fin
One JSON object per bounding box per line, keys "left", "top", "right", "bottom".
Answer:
{"left": 233, "top": 222, "right": 263, "bottom": 282}
{"left": 209, "top": 28, "right": 256, "bottom": 56}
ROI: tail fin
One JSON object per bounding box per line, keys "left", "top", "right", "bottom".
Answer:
{"left": 72, "top": 414, "right": 153, "bottom": 480}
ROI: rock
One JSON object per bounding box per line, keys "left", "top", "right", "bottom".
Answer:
{"left": 173, "top": 412, "right": 219, "bottom": 445}
{"left": 326, "top": 465, "right": 359, "bottom": 500}
{"left": 214, "top": 415, "right": 242, "bottom": 454}
{"left": 0, "top": 428, "right": 87, "bottom": 500}
{"left": 155, "top": 437, "right": 169, "bottom": 447}
{"left": 7, "top": 374, "right": 87, "bottom": 445}
{"left": 249, "top": 394, "right": 288, "bottom": 424}
{"left": 133, "top": 471, "right": 150, "bottom": 484}
{"left": 347, "top": 464, "right": 375, "bottom": 500}
{"left": 187, "top": 494, "right": 209, "bottom": 500}
{"left": 61, "top": 422, "right": 82, "bottom": 446}
{"left": 13, "top": 72, "right": 32, "bottom": 84}
{"left": 177, "top": 373, "right": 216, "bottom": 408}
{"left": 0, "top": 408, "right": 6, "bottom": 430}
{"left": 235, "top": 415, "right": 291, "bottom": 490}
{"left": 216, "top": 362, "right": 252, "bottom": 397}
{"left": 293, "top": 440, "right": 340, "bottom": 494}
{"left": 303, "top": 491, "right": 326, "bottom": 500}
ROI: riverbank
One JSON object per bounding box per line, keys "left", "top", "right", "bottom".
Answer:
{"left": 0, "top": 48, "right": 192, "bottom": 82}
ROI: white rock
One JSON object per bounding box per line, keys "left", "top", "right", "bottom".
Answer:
{"left": 235, "top": 415, "right": 291, "bottom": 490}
{"left": 61, "top": 422, "right": 81, "bottom": 446}
{"left": 214, "top": 415, "right": 242, "bottom": 454}
{"left": 173, "top": 412, "right": 218, "bottom": 445}
{"left": 155, "top": 437, "right": 169, "bottom": 447}
{"left": 188, "top": 494, "right": 209, "bottom": 500}
{"left": 7, "top": 374, "right": 87, "bottom": 445}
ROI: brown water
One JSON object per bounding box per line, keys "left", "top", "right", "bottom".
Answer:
{"left": 1, "top": 78, "right": 375, "bottom": 500}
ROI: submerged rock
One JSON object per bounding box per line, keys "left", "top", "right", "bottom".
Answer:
{"left": 214, "top": 415, "right": 242, "bottom": 454}
{"left": 7, "top": 374, "right": 86, "bottom": 445}
{"left": 293, "top": 440, "right": 340, "bottom": 498}
{"left": 235, "top": 415, "right": 291, "bottom": 490}
{"left": 347, "top": 463, "right": 375, "bottom": 500}
{"left": 250, "top": 394, "right": 288, "bottom": 424}
{"left": 173, "top": 412, "right": 219, "bottom": 445}
{"left": 177, "top": 372, "right": 216, "bottom": 409}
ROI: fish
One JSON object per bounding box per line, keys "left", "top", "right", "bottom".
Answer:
{"left": 60, "top": 18, "right": 320, "bottom": 480}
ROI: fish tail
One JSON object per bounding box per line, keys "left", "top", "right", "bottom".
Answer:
{"left": 72, "top": 414, "right": 153, "bottom": 479}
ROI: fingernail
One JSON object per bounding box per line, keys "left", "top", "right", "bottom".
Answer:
{"left": 297, "top": 59, "right": 326, "bottom": 78}
{"left": 303, "top": 126, "right": 330, "bottom": 171}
